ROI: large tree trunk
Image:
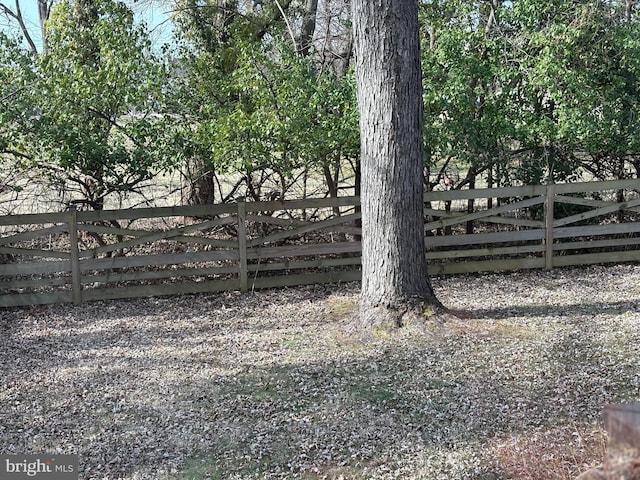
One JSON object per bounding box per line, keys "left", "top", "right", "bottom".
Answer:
{"left": 351, "top": 0, "right": 442, "bottom": 333}
{"left": 182, "top": 157, "right": 217, "bottom": 206}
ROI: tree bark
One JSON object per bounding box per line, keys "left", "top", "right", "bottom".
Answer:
{"left": 182, "top": 157, "right": 217, "bottom": 206}
{"left": 37, "top": 0, "right": 51, "bottom": 51}
{"left": 351, "top": 0, "right": 442, "bottom": 333}
{"left": 299, "top": 0, "right": 318, "bottom": 56}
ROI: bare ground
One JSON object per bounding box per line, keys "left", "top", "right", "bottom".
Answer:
{"left": 2, "top": 264, "right": 640, "bottom": 479}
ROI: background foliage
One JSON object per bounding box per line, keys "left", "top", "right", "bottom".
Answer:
{"left": 1, "top": 0, "right": 639, "bottom": 209}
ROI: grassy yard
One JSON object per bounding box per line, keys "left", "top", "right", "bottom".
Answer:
{"left": 1, "top": 265, "right": 639, "bottom": 479}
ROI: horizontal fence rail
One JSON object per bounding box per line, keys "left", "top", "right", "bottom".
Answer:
{"left": 1, "top": 178, "right": 639, "bottom": 307}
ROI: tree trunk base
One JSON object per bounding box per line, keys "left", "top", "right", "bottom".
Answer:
{"left": 346, "top": 297, "right": 461, "bottom": 340}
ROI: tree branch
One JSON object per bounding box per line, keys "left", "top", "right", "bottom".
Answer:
{"left": 85, "top": 106, "right": 143, "bottom": 149}
{"left": 273, "top": 0, "right": 298, "bottom": 52}
{"left": 1, "top": 146, "right": 32, "bottom": 161}
{"left": 0, "top": 85, "right": 28, "bottom": 103}
{"left": 0, "top": 0, "right": 38, "bottom": 53}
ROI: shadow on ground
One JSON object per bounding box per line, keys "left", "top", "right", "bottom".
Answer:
{"left": 1, "top": 272, "right": 639, "bottom": 479}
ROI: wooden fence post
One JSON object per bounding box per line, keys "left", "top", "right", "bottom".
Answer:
{"left": 68, "top": 206, "right": 82, "bottom": 305}
{"left": 544, "top": 183, "right": 555, "bottom": 270}
{"left": 237, "top": 201, "right": 248, "bottom": 292}
{"left": 576, "top": 403, "right": 640, "bottom": 479}
{"left": 604, "top": 403, "right": 640, "bottom": 451}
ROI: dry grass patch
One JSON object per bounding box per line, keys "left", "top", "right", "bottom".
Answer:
{"left": 487, "top": 423, "right": 607, "bottom": 479}
{"left": 324, "top": 296, "right": 358, "bottom": 323}
{"left": 465, "top": 318, "right": 555, "bottom": 340}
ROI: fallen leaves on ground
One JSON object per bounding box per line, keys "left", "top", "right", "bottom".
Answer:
{"left": 2, "top": 264, "right": 640, "bottom": 479}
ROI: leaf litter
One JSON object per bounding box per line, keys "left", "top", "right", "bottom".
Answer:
{"left": 1, "top": 264, "right": 640, "bottom": 479}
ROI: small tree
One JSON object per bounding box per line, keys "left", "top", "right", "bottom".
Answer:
{"left": 32, "top": 0, "right": 175, "bottom": 209}
{"left": 420, "top": 1, "right": 513, "bottom": 192}
{"left": 351, "top": 0, "right": 442, "bottom": 334}
{"left": 172, "top": 0, "right": 359, "bottom": 203}
{"left": 0, "top": 33, "right": 36, "bottom": 160}
{"left": 0, "top": 33, "right": 39, "bottom": 199}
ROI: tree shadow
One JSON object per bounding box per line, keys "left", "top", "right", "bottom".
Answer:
{"left": 455, "top": 300, "right": 639, "bottom": 320}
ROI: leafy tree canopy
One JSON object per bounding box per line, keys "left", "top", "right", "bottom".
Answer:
{"left": 0, "top": 0, "right": 184, "bottom": 208}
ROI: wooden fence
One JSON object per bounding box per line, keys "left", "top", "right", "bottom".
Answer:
{"left": 1, "top": 178, "right": 639, "bottom": 307}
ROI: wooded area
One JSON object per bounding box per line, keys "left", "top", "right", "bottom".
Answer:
{"left": 2, "top": 0, "right": 640, "bottom": 214}
{"left": 1, "top": 178, "right": 639, "bottom": 307}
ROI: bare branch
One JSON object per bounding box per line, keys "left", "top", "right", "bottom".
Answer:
{"left": 0, "top": 0, "right": 39, "bottom": 53}
{"left": 273, "top": 0, "right": 297, "bottom": 52}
